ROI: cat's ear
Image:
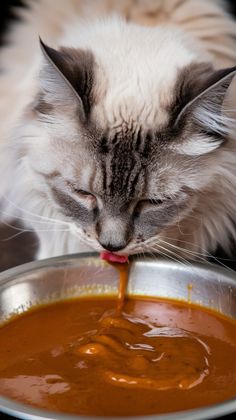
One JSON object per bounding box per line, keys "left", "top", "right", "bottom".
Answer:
{"left": 174, "top": 63, "right": 236, "bottom": 137}
{"left": 39, "top": 39, "right": 94, "bottom": 118}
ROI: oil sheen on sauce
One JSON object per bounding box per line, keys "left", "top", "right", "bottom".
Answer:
{"left": 0, "top": 267, "right": 236, "bottom": 416}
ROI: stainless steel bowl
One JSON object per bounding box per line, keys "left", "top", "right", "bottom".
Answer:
{"left": 0, "top": 253, "right": 236, "bottom": 420}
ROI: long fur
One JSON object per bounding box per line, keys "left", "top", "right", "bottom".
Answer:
{"left": 1, "top": 0, "right": 236, "bottom": 261}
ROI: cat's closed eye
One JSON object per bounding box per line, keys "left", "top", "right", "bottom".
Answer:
{"left": 133, "top": 197, "right": 171, "bottom": 219}
{"left": 73, "top": 189, "right": 93, "bottom": 197}
{"left": 142, "top": 199, "right": 165, "bottom": 206}
{"left": 139, "top": 197, "right": 172, "bottom": 206}
{"left": 71, "top": 188, "right": 97, "bottom": 207}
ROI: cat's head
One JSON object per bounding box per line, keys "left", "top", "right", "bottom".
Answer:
{"left": 26, "top": 22, "right": 236, "bottom": 256}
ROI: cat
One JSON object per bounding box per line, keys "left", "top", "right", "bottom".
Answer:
{"left": 0, "top": 0, "right": 236, "bottom": 263}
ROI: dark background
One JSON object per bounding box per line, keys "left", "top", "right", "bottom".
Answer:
{"left": 1, "top": 0, "right": 236, "bottom": 42}
{"left": 0, "top": 1, "right": 236, "bottom": 419}
{"left": 0, "top": 0, "right": 236, "bottom": 42}
{"left": 0, "top": 0, "right": 25, "bottom": 44}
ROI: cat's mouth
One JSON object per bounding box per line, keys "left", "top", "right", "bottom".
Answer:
{"left": 100, "top": 251, "right": 128, "bottom": 263}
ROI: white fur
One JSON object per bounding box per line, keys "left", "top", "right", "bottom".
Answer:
{"left": 175, "top": 134, "right": 222, "bottom": 156}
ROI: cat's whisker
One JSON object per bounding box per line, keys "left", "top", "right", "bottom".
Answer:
{"left": 204, "top": 255, "right": 236, "bottom": 274}
{"left": 184, "top": 213, "right": 204, "bottom": 224}
{"left": 141, "top": 245, "right": 157, "bottom": 261}
{"left": 0, "top": 215, "right": 70, "bottom": 240}
{"left": 69, "top": 226, "right": 99, "bottom": 250}
{"left": 155, "top": 234, "right": 225, "bottom": 263}
{"left": 175, "top": 207, "right": 191, "bottom": 236}
{"left": 0, "top": 219, "right": 33, "bottom": 234}
{"left": 1, "top": 230, "right": 35, "bottom": 242}
{"left": 159, "top": 239, "right": 207, "bottom": 262}
{"left": 145, "top": 234, "right": 210, "bottom": 258}
{"left": 149, "top": 247, "right": 188, "bottom": 269}
{"left": 2, "top": 195, "right": 71, "bottom": 227}
{"left": 155, "top": 243, "right": 194, "bottom": 268}
{"left": 144, "top": 243, "right": 190, "bottom": 269}
{"left": 0, "top": 218, "right": 70, "bottom": 240}
{"left": 0, "top": 209, "right": 60, "bottom": 227}
{"left": 160, "top": 235, "right": 217, "bottom": 258}
{"left": 138, "top": 244, "right": 148, "bottom": 260}
{"left": 142, "top": 241, "right": 204, "bottom": 277}
{"left": 159, "top": 236, "right": 236, "bottom": 273}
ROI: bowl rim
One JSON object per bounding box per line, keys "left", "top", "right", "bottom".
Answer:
{"left": 0, "top": 253, "right": 236, "bottom": 420}
{"left": 0, "top": 252, "right": 236, "bottom": 285}
{"left": 1, "top": 393, "right": 236, "bottom": 420}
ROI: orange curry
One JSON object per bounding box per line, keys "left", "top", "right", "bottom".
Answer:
{"left": 0, "top": 265, "right": 236, "bottom": 416}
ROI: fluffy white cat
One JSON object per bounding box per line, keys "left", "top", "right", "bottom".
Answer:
{"left": 0, "top": 0, "right": 236, "bottom": 262}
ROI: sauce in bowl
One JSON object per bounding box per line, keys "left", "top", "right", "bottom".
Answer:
{"left": 1, "top": 283, "right": 236, "bottom": 416}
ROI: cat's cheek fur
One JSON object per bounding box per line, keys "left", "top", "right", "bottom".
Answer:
{"left": 130, "top": 200, "right": 194, "bottom": 246}
{"left": 36, "top": 228, "right": 95, "bottom": 260}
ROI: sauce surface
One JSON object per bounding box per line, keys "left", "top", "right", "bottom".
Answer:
{"left": 1, "top": 291, "right": 236, "bottom": 416}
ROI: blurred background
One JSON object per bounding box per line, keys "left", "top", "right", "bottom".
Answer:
{"left": 0, "top": 0, "right": 236, "bottom": 271}
{"left": 2, "top": 0, "right": 236, "bottom": 39}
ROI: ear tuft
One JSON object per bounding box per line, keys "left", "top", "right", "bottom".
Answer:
{"left": 39, "top": 39, "right": 95, "bottom": 117}
{"left": 173, "top": 63, "right": 236, "bottom": 138}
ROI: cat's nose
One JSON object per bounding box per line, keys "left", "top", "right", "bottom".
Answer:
{"left": 99, "top": 241, "right": 125, "bottom": 252}
{"left": 97, "top": 216, "right": 130, "bottom": 252}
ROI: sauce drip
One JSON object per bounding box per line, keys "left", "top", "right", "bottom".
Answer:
{"left": 113, "top": 261, "right": 129, "bottom": 313}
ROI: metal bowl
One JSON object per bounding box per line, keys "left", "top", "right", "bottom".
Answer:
{"left": 0, "top": 253, "right": 236, "bottom": 420}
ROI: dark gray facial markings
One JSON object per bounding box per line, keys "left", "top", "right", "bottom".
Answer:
{"left": 51, "top": 187, "right": 97, "bottom": 225}
{"left": 98, "top": 128, "right": 152, "bottom": 202}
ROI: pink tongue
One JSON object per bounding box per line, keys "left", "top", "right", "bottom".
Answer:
{"left": 100, "top": 251, "right": 128, "bottom": 264}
